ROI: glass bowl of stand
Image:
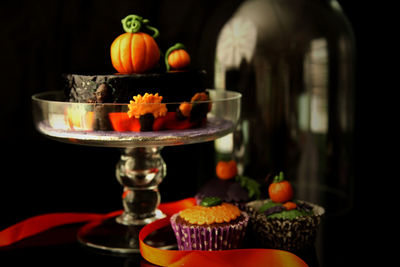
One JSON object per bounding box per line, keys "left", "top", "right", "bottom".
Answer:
{"left": 31, "top": 89, "right": 241, "bottom": 253}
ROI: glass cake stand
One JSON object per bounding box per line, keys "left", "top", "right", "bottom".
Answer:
{"left": 31, "top": 89, "right": 241, "bottom": 254}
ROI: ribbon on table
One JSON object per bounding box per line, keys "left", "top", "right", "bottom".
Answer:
{"left": 0, "top": 198, "right": 308, "bottom": 267}
{"left": 0, "top": 210, "right": 123, "bottom": 247}
{"left": 0, "top": 198, "right": 196, "bottom": 248}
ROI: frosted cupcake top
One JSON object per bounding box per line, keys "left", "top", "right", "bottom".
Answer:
{"left": 179, "top": 199, "right": 241, "bottom": 225}
{"left": 259, "top": 172, "right": 315, "bottom": 219}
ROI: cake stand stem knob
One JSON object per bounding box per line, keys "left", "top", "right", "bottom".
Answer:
{"left": 116, "top": 147, "right": 166, "bottom": 225}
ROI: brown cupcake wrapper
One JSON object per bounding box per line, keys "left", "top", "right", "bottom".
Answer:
{"left": 246, "top": 199, "right": 324, "bottom": 251}
{"left": 170, "top": 212, "right": 249, "bottom": 251}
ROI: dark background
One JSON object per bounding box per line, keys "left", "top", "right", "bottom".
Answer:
{"left": 0, "top": 0, "right": 244, "bottom": 223}
{"left": 0, "top": 0, "right": 383, "bottom": 266}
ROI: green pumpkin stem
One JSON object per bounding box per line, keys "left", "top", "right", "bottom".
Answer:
{"left": 121, "top": 15, "right": 159, "bottom": 38}
{"left": 165, "top": 43, "right": 186, "bottom": 71}
{"left": 273, "top": 171, "right": 285, "bottom": 183}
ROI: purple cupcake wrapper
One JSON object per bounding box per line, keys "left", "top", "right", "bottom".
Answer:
{"left": 170, "top": 212, "right": 249, "bottom": 251}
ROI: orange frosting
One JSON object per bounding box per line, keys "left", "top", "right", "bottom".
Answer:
{"left": 179, "top": 203, "right": 241, "bottom": 225}
{"left": 128, "top": 93, "right": 168, "bottom": 118}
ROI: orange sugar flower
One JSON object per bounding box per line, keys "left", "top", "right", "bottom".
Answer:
{"left": 127, "top": 93, "right": 167, "bottom": 118}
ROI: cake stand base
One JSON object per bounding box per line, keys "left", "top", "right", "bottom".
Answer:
{"left": 77, "top": 215, "right": 176, "bottom": 254}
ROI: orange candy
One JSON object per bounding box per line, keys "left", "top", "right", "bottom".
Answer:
{"left": 282, "top": 201, "right": 297, "bottom": 210}
{"left": 216, "top": 160, "right": 238, "bottom": 180}
{"left": 179, "top": 102, "right": 192, "bottom": 117}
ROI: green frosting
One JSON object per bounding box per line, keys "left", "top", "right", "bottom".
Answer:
{"left": 258, "top": 201, "right": 281, "bottom": 213}
{"left": 235, "top": 175, "right": 261, "bottom": 199}
{"left": 200, "top": 197, "right": 222, "bottom": 207}
{"left": 258, "top": 200, "right": 313, "bottom": 220}
{"left": 268, "top": 209, "right": 312, "bottom": 220}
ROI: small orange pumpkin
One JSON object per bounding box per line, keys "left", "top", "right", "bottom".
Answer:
{"left": 268, "top": 172, "right": 293, "bottom": 203}
{"left": 165, "top": 43, "right": 191, "bottom": 71}
{"left": 111, "top": 15, "right": 160, "bottom": 74}
{"left": 216, "top": 160, "right": 238, "bottom": 180}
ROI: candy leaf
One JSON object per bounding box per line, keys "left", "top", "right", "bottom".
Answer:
{"left": 200, "top": 197, "right": 222, "bottom": 207}
{"left": 235, "top": 175, "right": 261, "bottom": 199}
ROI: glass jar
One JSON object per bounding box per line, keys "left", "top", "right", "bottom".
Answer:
{"left": 214, "top": 0, "right": 355, "bottom": 216}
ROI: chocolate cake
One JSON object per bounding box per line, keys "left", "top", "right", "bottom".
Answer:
{"left": 63, "top": 70, "right": 207, "bottom": 104}
{"left": 62, "top": 71, "right": 209, "bottom": 131}
{"left": 61, "top": 14, "right": 211, "bottom": 132}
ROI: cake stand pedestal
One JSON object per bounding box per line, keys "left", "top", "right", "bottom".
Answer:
{"left": 32, "top": 90, "right": 241, "bottom": 254}
{"left": 78, "top": 146, "right": 168, "bottom": 253}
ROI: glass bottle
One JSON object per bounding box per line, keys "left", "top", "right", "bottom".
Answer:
{"left": 214, "top": 0, "right": 355, "bottom": 216}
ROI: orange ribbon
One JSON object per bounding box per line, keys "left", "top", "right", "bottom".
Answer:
{"left": 0, "top": 198, "right": 308, "bottom": 267}
{"left": 0, "top": 210, "right": 122, "bottom": 247}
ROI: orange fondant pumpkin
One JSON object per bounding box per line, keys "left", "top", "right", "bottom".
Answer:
{"left": 168, "top": 49, "right": 190, "bottom": 70}
{"left": 216, "top": 160, "right": 238, "bottom": 180}
{"left": 110, "top": 15, "right": 160, "bottom": 74}
{"left": 111, "top": 33, "right": 160, "bottom": 73}
{"left": 165, "top": 43, "right": 191, "bottom": 71}
{"left": 268, "top": 172, "right": 293, "bottom": 203}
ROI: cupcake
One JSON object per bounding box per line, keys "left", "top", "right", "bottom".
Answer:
{"left": 246, "top": 172, "right": 325, "bottom": 252}
{"left": 170, "top": 197, "right": 249, "bottom": 251}
{"left": 195, "top": 160, "right": 261, "bottom": 209}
